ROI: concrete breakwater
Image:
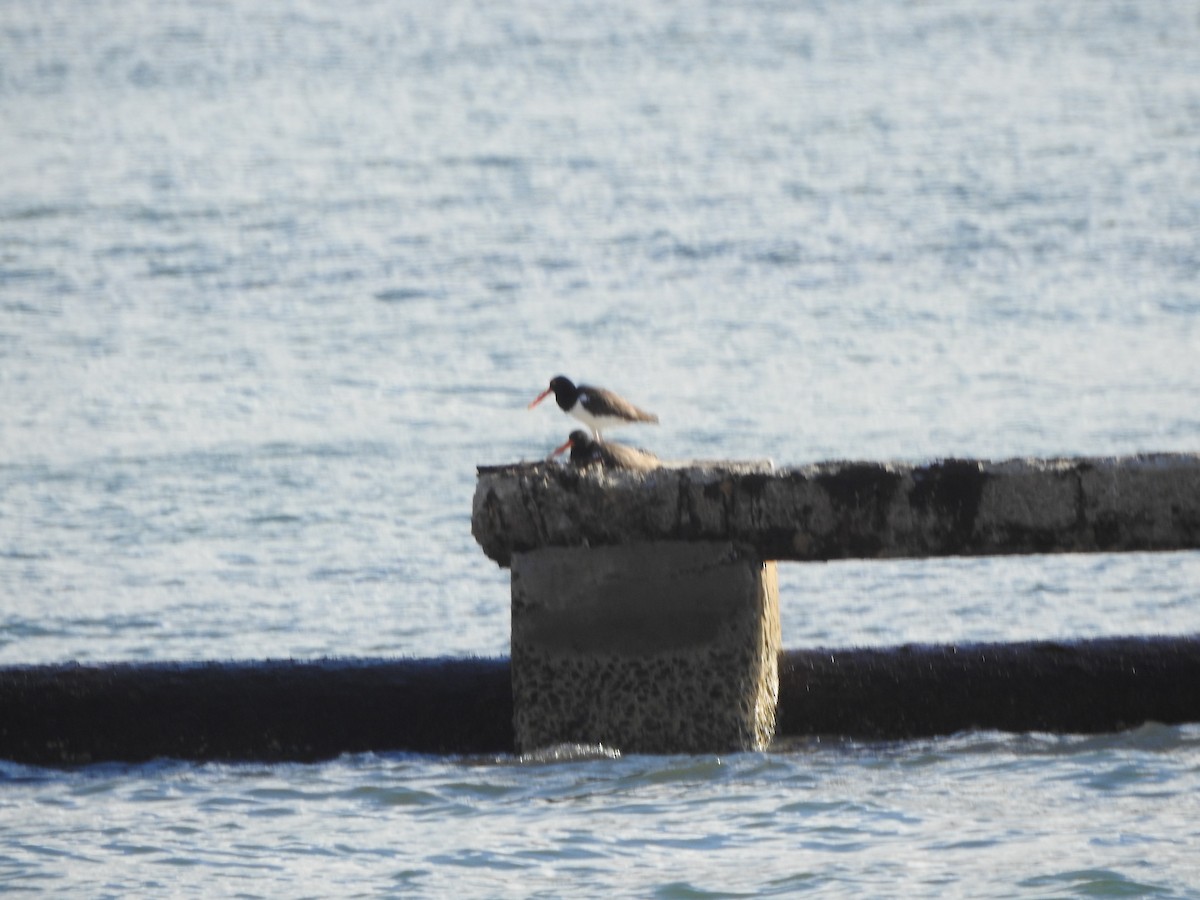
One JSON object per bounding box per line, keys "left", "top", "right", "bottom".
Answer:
{"left": 475, "top": 452, "right": 1200, "bottom": 754}
{"left": 3, "top": 452, "right": 1197, "bottom": 763}
{"left": 2, "top": 637, "right": 1198, "bottom": 765}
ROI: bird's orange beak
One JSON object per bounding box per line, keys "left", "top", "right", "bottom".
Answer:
{"left": 528, "top": 387, "right": 552, "bottom": 409}
{"left": 550, "top": 436, "right": 574, "bottom": 458}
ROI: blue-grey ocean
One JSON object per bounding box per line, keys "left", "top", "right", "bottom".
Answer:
{"left": 3, "top": 0, "right": 1200, "bottom": 895}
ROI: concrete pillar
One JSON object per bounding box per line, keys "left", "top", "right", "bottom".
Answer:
{"left": 510, "top": 541, "right": 780, "bottom": 754}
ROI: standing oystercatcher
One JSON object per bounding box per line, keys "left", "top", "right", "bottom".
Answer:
{"left": 550, "top": 430, "right": 660, "bottom": 470}
{"left": 528, "top": 375, "right": 659, "bottom": 439}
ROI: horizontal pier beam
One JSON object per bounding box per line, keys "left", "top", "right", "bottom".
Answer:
{"left": 472, "top": 453, "right": 1200, "bottom": 566}
{"left": 2, "top": 636, "right": 1198, "bottom": 764}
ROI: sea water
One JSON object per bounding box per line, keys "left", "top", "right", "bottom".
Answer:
{"left": 2, "top": 0, "right": 1200, "bottom": 895}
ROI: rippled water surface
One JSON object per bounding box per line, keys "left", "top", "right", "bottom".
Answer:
{"left": 3, "top": 0, "right": 1200, "bottom": 894}
{"left": 3, "top": 729, "right": 1200, "bottom": 897}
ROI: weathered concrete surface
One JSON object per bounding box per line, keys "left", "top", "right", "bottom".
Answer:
{"left": 510, "top": 541, "right": 780, "bottom": 754}
{"left": 473, "top": 454, "right": 1200, "bottom": 566}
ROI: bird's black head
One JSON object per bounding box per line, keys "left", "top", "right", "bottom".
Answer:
{"left": 548, "top": 375, "right": 578, "bottom": 410}
{"left": 565, "top": 430, "right": 602, "bottom": 465}
{"left": 550, "top": 429, "right": 596, "bottom": 464}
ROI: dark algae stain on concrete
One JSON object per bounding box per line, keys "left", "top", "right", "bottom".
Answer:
{"left": 815, "top": 463, "right": 903, "bottom": 511}
{"left": 910, "top": 459, "right": 986, "bottom": 553}
{"left": 814, "top": 463, "right": 904, "bottom": 558}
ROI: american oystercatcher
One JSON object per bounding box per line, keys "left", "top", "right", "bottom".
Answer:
{"left": 550, "top": 430, "right": 660, "bottom": 470}
{"left": 528, "top": 375, "right": 659, "bottom": 439}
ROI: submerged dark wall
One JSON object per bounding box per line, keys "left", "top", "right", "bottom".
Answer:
{"left": 0, "top": 657, "right": 514, "bottom": 765}
{"left": 777, "top": 636, "right": 1200, "bottom": 740}
{"left": 2, "top": 637, "right": 1198, "bottom": 765}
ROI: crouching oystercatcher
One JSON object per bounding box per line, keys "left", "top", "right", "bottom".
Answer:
{"left": 550, "top": 430, "right": 660, "bottom": 470}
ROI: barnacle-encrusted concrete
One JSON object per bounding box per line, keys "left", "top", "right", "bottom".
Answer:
{"left": 510, "top": 541, "right": 780, "bottom": 754}
{"left": 473, "top": 454, "right": 1200, "bottom": 567}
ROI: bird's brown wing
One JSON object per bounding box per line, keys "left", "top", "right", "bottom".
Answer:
{"left": 599, "top": 442, "right": 660, "bottom": 470}
{"left": 579, "top": 385, "right": 659, "bottom": 423}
